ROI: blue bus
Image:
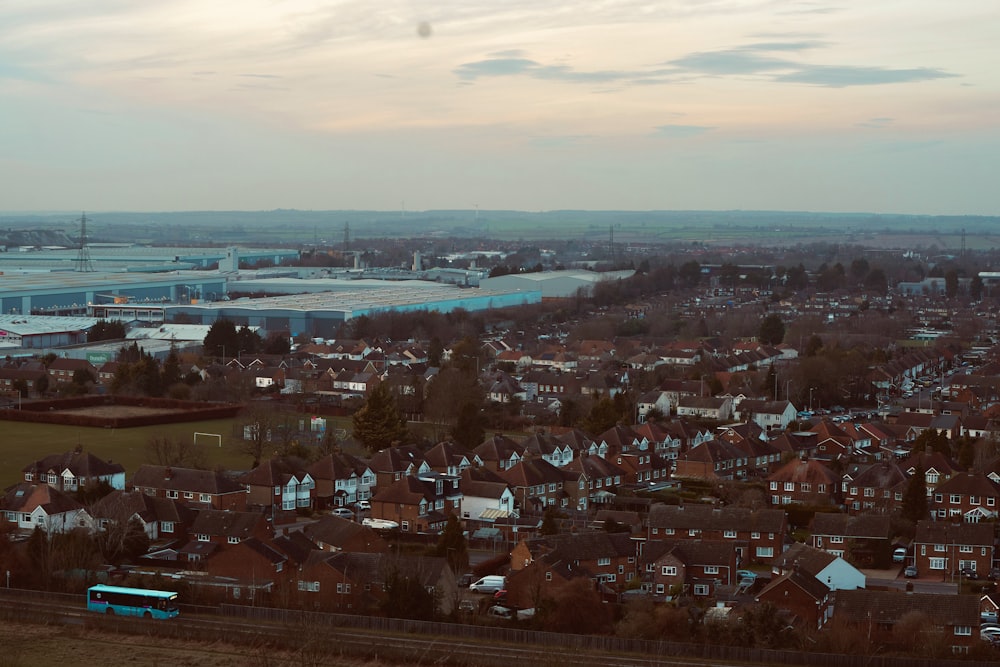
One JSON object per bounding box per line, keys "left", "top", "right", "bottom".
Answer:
{"left": 86, "top": 584, "right": 179, "bottom": 619}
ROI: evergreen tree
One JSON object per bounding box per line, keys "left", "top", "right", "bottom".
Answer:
{"left": 452, "top": 401, "right": 486, "bottom": 450}
{"left": 757, "top": 314, "right": 785, "bottom": 345}
{"left": 901, "top": 466, "right": 928, "bottom": 524}
{"left": 352, "top": 383, "right": 408, "bottom": 453}
{"left": 203, "top": 319, "right": 239, "bottom": 359}
{"left": 433, "top": 515, "right": 469, "bottom": 573}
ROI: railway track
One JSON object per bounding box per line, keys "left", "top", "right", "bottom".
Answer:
{"left": 0, "top": 589, "right": 728, "bottom": 667}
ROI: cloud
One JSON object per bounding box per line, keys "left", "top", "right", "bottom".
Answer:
{"left": 857, "top": 117, "right": 893, "bottom": 129}
{"left": 668, "top": 50, "right": 795, "bottom": 76}
{"left": 667, "top": 39, "right": 959, "bottom": 87}
{"left": 454, "top": 57, "right": 631, "bottom": 84}
{"left": 775, "top": 65, "right": 957, "bottom": 87}
{"left": 655, "top": 124, "right": 713, "bottom": 138}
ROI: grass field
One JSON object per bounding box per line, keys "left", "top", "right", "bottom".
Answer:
{"left": 0, "top": 417, "right": 250, "bottom": 490}
{"left": 0, "top": 622, "right": 388, "bottom": 667}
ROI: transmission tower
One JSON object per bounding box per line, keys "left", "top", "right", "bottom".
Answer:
{"left": 74, "top": 212, "right": 94, "bottom": 272}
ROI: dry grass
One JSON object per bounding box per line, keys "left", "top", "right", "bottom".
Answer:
{"left": 0, "top": 621, "right": 398, "bottom": 667}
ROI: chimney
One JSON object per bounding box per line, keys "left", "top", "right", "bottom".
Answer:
{"left": 164, "top": 467, "right": 173, "bottom": 481}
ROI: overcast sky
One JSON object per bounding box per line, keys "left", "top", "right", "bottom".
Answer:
{"left": 1, "top": 1, "right": 997, "bottom": 215}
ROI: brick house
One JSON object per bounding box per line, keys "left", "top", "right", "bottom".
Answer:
{"left": 0, "top": 482, "right": 93, "bottom": 534}
{"left": 930, "top": 472, "right": 1000, "bottom": 522}
{"left": 640, "top": 540, "right": 738, "bottom": 597}
{"left": 646, "top": 504, "right": 787, "bottom": 564}
{"left": 912, "top": 520, "right": 994, "bottom": 578}
{"left": 473, "top": 434, "right": 525, "bottom": 472}
{"left": 90, "top": 489, "right": 194, "bottom": 544}
{"left": 835, "top": 590, "right": 979, "bottom": 653}
{"left": 370, "top": 472, "right": 461, "bottom": 534}
{"left": 308, "top": 451, "right": 376, "bottom": 509}
{"left": 840, "top": 461, "right": 908, "bottom": 515}
{"left": 46, "top": 358, "right": 97, "bottom": 384}
{"left": 510, "top": 532, "right": 639, "bottom": 592}
{"left": 756, "top": 567, "right": 833, "bottom": 630}
{"left": 303, "top": 514, "right": 388, "bottom": 553}
{"left": 498, "top": 457, "right": 569, "bottom": 513}
{"left": 204, "top": 537, "right": 287, "bottom": 585}
{"left": 766, "top": 457, "right": 839, "bottom": 507}
{"left": 238, "top": 456, "right": 315, "bottom": 516}
{"left": 809, "top": 513, "right": 892, "bottom": 567}
{"left": 180, "top": 509, "right": 272, "bottom": 563}
{"left": 130, "top": 464, "right": 247, "bottom": 511}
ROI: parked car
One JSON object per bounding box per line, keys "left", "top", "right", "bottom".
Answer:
{"left": 893, "top": 547, "right": 907, "bottom": 563}
{"left": 987, "top": 568, "right": 1000, "bottom": 581}
{"left": 361, "top": 517, "right": 399, "bottom": 530}
{"left": 470, "top": 575, "right": 506, "bottom": 594}
{"left": 736, "top": 570, "right": 757, "bottom": 582}
{"left": 960, "top": 567, "right": 980, "bottom": 580}
{"left": 904, "top": 565, "right": 918, "bottom": 578}
{"left": 354, "top": 500, "right": 371, "bottom": 511}
{"left": 332, "top": 507, "right": 354, "bottom": 519}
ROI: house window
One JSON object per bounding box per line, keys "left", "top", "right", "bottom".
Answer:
{"left": 166, "top": 490, "right": 178, "bottom": 499}
{"left": 545, "top": 572, "right": 552, "bottom": 581}
{"left": 704, "top": 566, "right": 719, "bottom": 575}
{"left": 655, "top": 584, "right": 665, "bottom": 594}
{"left": 689, "top": 529, "right": 699, "bottom": 537}
{"left": 274, "top": 486, "right": 280, "bottom": 495}
{"left": 989, "top": 497, "right": 996, "bottom": 507}
{"left": 724, "top": 530, "right": 736, "bottom": 539}
{"left": 184, "top": 492, "right": 194, "bottom": 499}
{"left": 818, "top": 484, "right": 826, "bottom": 493}
{"left": 756, "top": 547, "right": 773, "bottom": 558}
{"left": 662, "top": 566, "right": 677, "bottom": 576}
{"left": 955, "top": 626, "right": 972, "bottom": 636}
{"left": 864, "top": 488, "right": 875, "bottom": 497}
{"left": 934, "top": 493, "right": 943, "bottom": 503}
{"left": 929, "top": 558, "right": 946, "bottom": 570}
{"left": 693, "top": 584, "right": 709, "bottom": 596}
{"left": 161, "top": 521, "right": 174, "bottom": 533}
{"left": 970, "top": 496, "right": 981, "bottom": 505}
{"left": 401, "top": 521, "right": 409, "bottom": 532}
{"left": 934, "top": 544, "right": 945, "bottom": 552}
{"left": 598, "top": 557, "right": 611, "bottom": 566}
{"left": 197, "top": 534, "right": 210, "bottom": 542}
{"left": 228, "top": 536, "right": 240, "bottom": 544}
{"left": 665, "top": 528, "right": 675, "bottom": 535}
{"left": 960, "top": 545, "right": 973, "bottom": 553}
{"left": 830, "top": 536, "right": 844, "bottom": 544}
{"left": 950, "top": 494, "right": 961, "bottom": 504}
{"left": 751, "top": 532, "right": 760, "bottom": 540}
{"left": 200, "top": 494, "right": 211, "bottom": 503}
{"left": 784, "top": 482, "right": 794, "bottom": 492}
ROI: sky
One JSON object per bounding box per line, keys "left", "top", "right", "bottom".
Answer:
{"left": 1, "top": 0, "right": 998, "bottom": 216}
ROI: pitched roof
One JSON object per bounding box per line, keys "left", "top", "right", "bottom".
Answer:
{"left": 23, "top": 448, "right": 125, "bottom": 479}
{"left": 835, "top": 589, "right": 978, "bottom": 626}
{"left": 647, "top": 503, "right": 786, "bottom": 532}
{"left": 810, "top": 513, "right": 891, "bottom": 539}
{"left": 189, "top": 509, "right": 267, "bottom": 539}
{"left": 131, "top": 465, "right": 245, "bottom": 496}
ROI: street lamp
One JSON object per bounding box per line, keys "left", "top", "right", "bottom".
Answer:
{"left": 809, "top": 387, "right": 815, "bottom": 412}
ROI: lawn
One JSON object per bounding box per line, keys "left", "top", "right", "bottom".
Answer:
{"left": 0, "top": 417, "right": 252, "bottom": 489}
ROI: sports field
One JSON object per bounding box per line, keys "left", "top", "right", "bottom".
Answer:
{"left": 0, "top": 417, "right": 248, "bottom": 490}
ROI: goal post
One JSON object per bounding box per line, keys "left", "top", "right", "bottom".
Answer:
{"left": 194, "top": 432, "right": 222, "bottom": 448}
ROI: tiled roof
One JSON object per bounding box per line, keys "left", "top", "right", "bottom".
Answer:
{"left": 189, "top": 509, "right": 267, "bottom": 539}
{"left": 835, "top": 589, "right": 978, "bottom": 626}
{"left": 647, "top": 503, "right": 786, "bottom": 532}
{"left": 131, "top": 465, "right": 244, "bottom": 496}
{"left": 24, "top": 448, "right": 125, "bottom": 479}
{"left": 810, "top": 513, "right": 891, "bottom": 539}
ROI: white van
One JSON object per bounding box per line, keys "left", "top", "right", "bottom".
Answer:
{"left": 469, "top": 575, "right": 505, "bottom": 594}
